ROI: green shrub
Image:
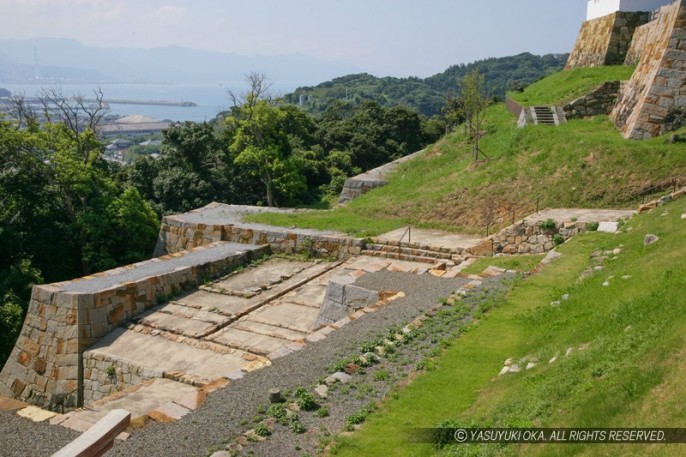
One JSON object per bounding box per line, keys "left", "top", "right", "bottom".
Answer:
{"left": 553, "top": 234, "right": 564, "bottom": 245}
{"left": 588, "top": 221, "right": 600, "bottom": 231}
{"left": 538, "top": 218, "right": 556, "bottom": 231}
{"left": 294, "top": 387, "right": 318, "bottom": 411}
{"left": 289, "top": 415, "right": 307, "bottom": 434}
{"left": 254, "top": 423, "right": 271, "bottom": 437}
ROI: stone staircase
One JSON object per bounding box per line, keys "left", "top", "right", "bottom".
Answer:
{"left": 362, "top": 240, "right": 466, "bottom": 266}
{"left": 532, "top": 106, "right": 558, "bottom": 125}
{"left": 518, "top": 106, "right": 566, "bottom": 127}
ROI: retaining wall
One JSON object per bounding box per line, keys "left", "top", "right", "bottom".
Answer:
{"left": 566, "top": 11, "right": 652, "bottom": 69}
{"left": 564, "top": 81, "right": 623, "bottom": 118}
{"left": 0, "top": 242, "right": 266, "bottom": 410}
{"left": 611, "top": 1, "right": 686, "bottom": 139}
{"left": 156, "top": 219, "right": 365, "bottom": 261}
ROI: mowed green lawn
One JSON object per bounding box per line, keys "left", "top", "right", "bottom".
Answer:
{"left": 331, "top": 197, "right": 686, "bottom": 457}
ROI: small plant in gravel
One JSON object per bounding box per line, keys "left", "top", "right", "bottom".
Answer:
{"left": 294, "top": 387, "right": 319, "bottom": 411}
{"left": 289, "top": 414, "right": 307, "bottom": 434}
{"left": 239, "top": 418, "right": 248, "bottom": 427}
{"left": 345, "top": 412, "right": 366, "bottom": 431}
{"left": 268, "top": 403, "right": 288, "bottom": 425}
{"left": 316, "top": 406, "right": 330, "bottom": 418}
{"left": 254, "top": 423, "right": 271, "bottom": 437}
{"left": 373, "top": 369, "right": 390, "bottom": 382}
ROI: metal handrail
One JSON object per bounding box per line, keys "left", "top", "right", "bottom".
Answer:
{"left": 484, "top": 194, "right": 542, "bottom": 237}
{"left": 399, "top": 225, "right": 411, "bottom": 244}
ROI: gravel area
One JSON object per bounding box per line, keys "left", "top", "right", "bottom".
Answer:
{"left": 0, "top": 270, "right": 514, "bottom": 457}
{"left": 61, "top": 243, "right": 261, "bottom": 293}
{"left": 0, "top": 411, "right": 80, "bottom": 456}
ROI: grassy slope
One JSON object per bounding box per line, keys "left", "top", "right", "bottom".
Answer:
{"left": 508, "top": 66, "right": 635, "bottom": 106}
{"left": 332, "top": 198, "right": 686, "bottom": 457}
{"left": 248, "top": 102, "right": 686, "bottom": 237}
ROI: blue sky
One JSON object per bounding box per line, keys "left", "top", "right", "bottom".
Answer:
{"left": 0, "top": 0, "right": 586, "bottom": 77}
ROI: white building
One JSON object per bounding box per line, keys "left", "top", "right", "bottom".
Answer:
{"left": 587, "top": 0, "right": 674, "bottom": 20}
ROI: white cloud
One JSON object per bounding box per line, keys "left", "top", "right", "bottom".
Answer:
{"left": 153, "top": 5, "right": 187, "bottom": 25}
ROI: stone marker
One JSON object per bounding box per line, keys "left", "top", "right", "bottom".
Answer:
{"left": 597, "top": 221, "right": 618, "bottom": 233}
{"left": 268, "top": 388, "right": 282, "bottom": 404}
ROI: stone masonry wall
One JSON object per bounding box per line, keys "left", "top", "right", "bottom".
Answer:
{"left": 156, "top": 219, "right": 364, "bottom": 261}
{"left": 491, "top": 220, "right": 588, "bottom": 255}
{"left": 564, "top": 81, "right": 623, "bottom": 118}
{"left": 82, "top": 352, "right": 154, "bottom": 403}
{"left": 0, "top": 243, "right": 265, "bottom": 410}
{"left": 566, "top": 12, "right": 652, "bottom": 70}
{"left": 612, "top": 1, "right": 686, "bottom": 139}
{"left": 625, "top": 17, "right": 660, "bottom": 65}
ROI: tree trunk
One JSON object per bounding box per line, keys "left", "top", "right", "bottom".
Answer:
{"left": 263, "top": 170, "right": 275, "bottom": 207}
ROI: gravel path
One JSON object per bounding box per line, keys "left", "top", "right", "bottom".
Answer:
{"left": 0, "top": 270, "right": 513, "bottom": 457}
{"left": 0, "top": 411, "right": 80, "bottom": 456}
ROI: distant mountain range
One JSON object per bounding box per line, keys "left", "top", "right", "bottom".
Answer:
{"left": 0, "top": 37, "right": 360, "bottom": 84}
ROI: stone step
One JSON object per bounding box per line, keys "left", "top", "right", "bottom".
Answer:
{"left": 361, "top": 250, "right": 448, "bottom": 266}
{"left": 364, "top": 243, "right": 454, "bottom": 260}
{"left": 368, "top": 239, "right": 461, "bottom": 255}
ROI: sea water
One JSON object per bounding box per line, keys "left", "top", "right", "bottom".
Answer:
{"left": 0, "top": 81, "right": 300, "bottom": 123}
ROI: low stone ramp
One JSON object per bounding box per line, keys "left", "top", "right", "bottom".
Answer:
{"left": 338, "top": 150, "right": 424, "bottom": 204}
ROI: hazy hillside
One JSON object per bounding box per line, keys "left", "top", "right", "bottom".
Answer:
{"left": 283, "top": 53, "right": 569, "bottom": 116}
{"left": 0, "top": 37, "right": 359, "bottom": 84}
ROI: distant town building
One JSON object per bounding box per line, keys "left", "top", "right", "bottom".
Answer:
{"left": 587, "top": 0, "right": 673, "bottom": 20}
{"left": 99, "top": 114, "right": 170, "bottom": 137}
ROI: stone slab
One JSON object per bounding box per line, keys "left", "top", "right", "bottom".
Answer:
{"left": 280, "top": 283, "right": 328, "bottom": 307}
{"left": 87, "top": 328, "right": 249, "bottom": 381}
{"left": 150, "top": 401, "right": 190, "bottom": 422}
{"left": 175, "top": 291, "right": 253, "bottom": 315}
{"left": 374, "top": 228, "right": 484, "bottom": 252}
{"left": 598, "top": 221, "right": 619, "bottom": 233}
{"left": 137, "top": 310, "right": 222, "bottom": 338}
{"left": 231, "top": 320, "right": 307, "bottom": 342}
{"left": 75, "top": 379, "right": 199, "bottom": 423}
{"left": 0, "top": 396, "right": 28, "bottom": 411}
{"left": 16, "top": 405, "right": 57, "bottom": 422}
{"left": 150, "top": 303, "right": 227, "bottom": 324}
{"left": 212, "top": 259, "right": 313, "bottom": 295}
{"left": 341, "top": 257, "right": 391, "bottom": 273}
{"left": 209, "top": 327, "right": 292, "bottom": 355}
{"left": 248, "top": 302, "right": 321, "bottom": 333}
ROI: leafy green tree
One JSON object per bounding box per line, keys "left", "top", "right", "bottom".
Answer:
{"left": 228, "top": 101, "right": 307, "bottom": 207}
{"left": 460, "top": 69, "right": 490, "bottom": 161}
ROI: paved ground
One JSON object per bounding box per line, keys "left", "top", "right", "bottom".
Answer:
{"left": 0, "top": 254, "right": 461, "bottom": 452}
{"left": 374, "top": 227, "right": 484, "bottom": 252}
{"left": 167, "top": 203, "right": 350, "bottom": 237}
{"left": 526, "top": 208, "right": 636, "bottom": 224}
